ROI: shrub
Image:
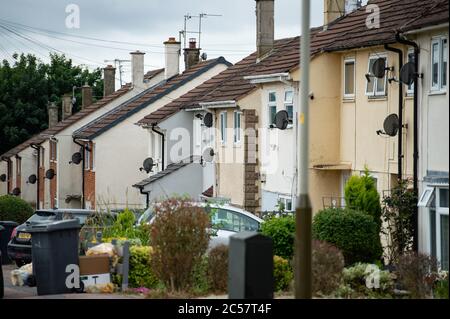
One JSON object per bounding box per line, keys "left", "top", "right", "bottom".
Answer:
{"left": 312, "top": 208, "right": 383, "bottom": 265}
{"left": 345, "top": 169, "right": 382, "bottom": 231}
{"left": 395, "top": 252, "right": 438, "bottom": 299}
{"left": 191, "top": 256, "right": 210, "bottom": 296}
{"left": 0, "top": 195, "right": 34, "bottom": 224}
{"left": 273, "top": 256, "right": 293, "bottom": 292}
{"left": 312, "top": 240, "right": 345, "bottom": 296}
{"left": 128, "top": 246, "right": 159, "bottom": 289}
{"left": 101, "top": 209, "right": 150, "bottom": 246}
{"left": 150, "top": 197, "right": 210, "bottom": 292}
{"left": 207, "top": 245, "right": 228, "bottom": 293}
{"left": 434, "top": 271, "right": 449, "bottom": 299}
{"left": 260, "top": 215, "right": 295, "bottom": 260}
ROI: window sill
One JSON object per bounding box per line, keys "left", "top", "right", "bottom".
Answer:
{"left": 233, "top": 143, "right": 242, "bottom": 148}
{"left": 429, "top": 90, "right": 447, "bottom": 96}
{"left": 343, "top": 98, "right": 355, "bottom": 103}
{"left": 367, "top": 95, "right": 388, "bottom": 101}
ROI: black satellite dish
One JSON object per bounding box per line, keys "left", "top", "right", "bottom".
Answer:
{"left": 12, "top": 188, "right": 21, "bottom": 196}
{"left": 399, "top": 61, "right": 416, "bottom": 86}
{"left": 28, "top": 174, "right": 37, "bottom": 185}
{"left": 45, "top": 169, "right": 56, "bottom": 180}
{"left": 142, "top": 158, "right": 155, "bottom": 173}
{"left": 372, "top": 57, "right": 387, "bottom": 78}
{"left": 383, "top": 114, "right": 400, "bottom": 137}
{"left": 202, "top": 148, "right": 216, "bottom": 163}
{"left": 71, "top": 152, "right": 82, "bottom": 165}
{"left": 275, "top": 110, "right": 289, "bottom": 130}
{"left": 0, "top": 174, "right": 6, "bottom": 182}
{"left": 203, "top": 113, "right": 213, "bottom": 128}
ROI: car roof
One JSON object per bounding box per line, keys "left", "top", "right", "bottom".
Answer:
{"left": 36, "top": 209, "right": 95, "bottom": 214}
{"left": 199, "top": 203, "right": 264, "bottom": 223}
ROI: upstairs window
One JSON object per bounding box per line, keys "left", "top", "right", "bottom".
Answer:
{"left": 431, "top": 37, "right": 448, "bottom": 91}
{"left": 366, "top": 56, "right": 387, "bottom": 97}
{"left": 220, "top": 112, "right": 227, "bottom": 144}
{"left": 233, "top": 111, "right": 241, "bottom": 144}
{"left": 344, "top": 58, "right": 355, "bottom": 98}
{"left": 284, "top": 91, "right": 294, "bottom": 123}
{"left": 50, "top": 141, "right": 57, "bottom": 161}
{"left": 407, "top": 50, "right": 415, "bottom": 95}
{"left": 268, "top": 92, "right": 277, "bottom": 126}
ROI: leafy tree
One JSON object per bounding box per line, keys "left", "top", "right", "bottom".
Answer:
{"left": 0, "top": 53, "right": 103, "bottom": 154}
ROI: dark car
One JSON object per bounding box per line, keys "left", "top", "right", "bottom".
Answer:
{"left": 7, "top": 209, "right": 95, "bottom": 266}
{"left": 1, "top": 225, "right": 4, "bottom": 299}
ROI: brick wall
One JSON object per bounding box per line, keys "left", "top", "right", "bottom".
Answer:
{"left": 243, "top": 109, "right": 260, "bottom": 214}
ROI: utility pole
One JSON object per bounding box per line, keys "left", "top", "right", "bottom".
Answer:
{"left": 295, "top": 0, "right": 312, "bottom": 299}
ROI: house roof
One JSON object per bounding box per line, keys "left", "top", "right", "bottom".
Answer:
{"left": 312, "top": 0, "right": 449, "bottom": 53}
{"left": 202, "top": 185, "right": 214, "bottom": 198}
{"left": 137, "top": 33, "right": 325, "bottom": 126}
{"left": 144, "top": 68, "right": 164, "bottom": 80}
{"left": 74, "top": 57, "right": 231, "bottom": 139}
{"left": 400, "top": 0, "right": 449, "bottom": 32}
{"left": 0, "top": 84, "right": 132, "bottom": 159}
{"left": 133, "top": 156, "right": 200, "bottom": 188}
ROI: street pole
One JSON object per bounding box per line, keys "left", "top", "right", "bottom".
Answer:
{"left": 295, "top": 0, "right": 312, "bottom": 299}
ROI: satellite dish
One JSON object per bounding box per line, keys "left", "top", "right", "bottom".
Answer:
{"left": 203, "top": 113, "right": 213, "bottom": 128}
{"left": 0, "top": 174, "right": 6, "bottom": 182}
{"left": 202, "top": 148, "right": 215, "bottom": 163}
{"left": 71, "top": 152, "right": 82, "bottom": 165}
{"left": 45, "top": 169, "right": 56, "bottom": 180}
{"left": 28, "top": 174, "right": 37, "bottom": 185}
{"left": 201, "top": 52, "right": 208, "bottom": 61}
{"left": 142, "top": 158, "right": 155, "bottom": 173}
{"left": 399, "top": 61, "right": 416, "bottom": 86}
{"left": 372, "top": 58, "right": 387, "bottom": 78}
{"left": 383, "top": 114, "right": 400, "bottom": 137}
{"left": 275, "top": 110, "right": 289, "bottom": 130}
{"left": 12, "top": 188, "right": 21, "bottom": 196}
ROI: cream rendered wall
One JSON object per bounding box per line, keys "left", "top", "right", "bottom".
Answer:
{"left": 215, "top": 89, "right": 262, "bottom": 209}
{"left": 93, "top": 64, "right": 228, "bottom": 209}
{"left": 17, "top": 147, "right": 38, "bottom": 206}
{"left": 41, "top": 140, "right": 51, "bottom": 208}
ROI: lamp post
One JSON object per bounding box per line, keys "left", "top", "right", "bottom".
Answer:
{"left": 295, "top": 0, "right": 312, "bottom": 299}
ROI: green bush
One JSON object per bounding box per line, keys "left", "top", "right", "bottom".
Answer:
{"left": 312, "top": 208, "right": 383, "bottom": 265}
{"left": 128, "top": 246, "right": 159, "bottom": 289}
{"left": 0, "top": 195, "right": 34, "bottom": 224}
{"left": 434, "top": 272, "right": 449, "bottom": 299}
{"left": 273, "top": 256, "right": 293, "bottom": 292}
{"left": 345, "top": 169, "right": 382, "bottom": 231}
{"left": 207, "top": 245, "right": 228, "bottom": 293}
{"left": 312, "top": 240, "right": 345, "bottom": 296}
{"left": 260, "top": 215, "right": 295, "bottom": 260}
{"left": 102, "top": 209, "right": 150, "bottom": 246}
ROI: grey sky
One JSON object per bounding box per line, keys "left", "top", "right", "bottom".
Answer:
{"left": 0, "top": 0, "right": 366, "bottom": 83}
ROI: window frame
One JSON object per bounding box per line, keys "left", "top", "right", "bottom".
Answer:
{"left": 407, "top": 49, "right": 415, "bottom": 95}
{"left": 50, "top": 140, "right": 57, "bottom": 162}
{"left": 220, "top": 111, "right": 227, "bottom": 145}
{"left": 431, "top": 36, "right": 448, "bottom": 92}
{"left": 278, "top": 195, "right": 294, "bottom": 212}
{"left": 432, "top": 187, "right": 449, "bottom": 270}
{"left": 366, "top": 54, "right": 388, "bottom": 97}
{"left": 418, "top": 186, "right": 436, "bottom": 207}
{"left": 284, "top": 90, "right": 294, "bottom": 126}
{"left": 233, "top": 111, "right": 242, "bottom": 145}
{"left": 84, "top": 145, "right": 91, "bottom": 170}
{"left": 344, "top": 57, "right": 356, "bottom": 99}
{"left": 268, "top": 91, "right": 277, "bottom": 127}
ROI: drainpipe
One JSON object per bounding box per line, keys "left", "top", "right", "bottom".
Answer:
{"left": 395, "top": 33, "right": 420, "bottom": 252}
{"left": 1, "top": 157, "right": 12, "bottom": 195}
{"left": 139, "top": 187, "right": 150, "bottom": 209}
{"left": 73, "top": 138, "right": 87, "bottom": 209}
{"left": 151, "top": 125, "right": 165, "bottom": 171}
{"left": 384, "top": 44, "right": 404, "bottom": 181}
{"left": 30, "top": 144, "right": 41, "bottom": 209}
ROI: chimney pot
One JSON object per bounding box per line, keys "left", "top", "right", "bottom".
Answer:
{"left": 130, "top": 51, "right": 146, "bottom": 89}
{"left": 103, "top": 65, "right": 116, "bottom": 97}
{"left": 189, "top": 38, "right": 197, "bottom": 49}
{"left": 184, "top": 38, "right": 200, "bottom": 70}
{"left": 255, "top": 0, "right": 274, "bottom": 60}
{"left": 164, "top": 37, "right": 181, "bottom": 79}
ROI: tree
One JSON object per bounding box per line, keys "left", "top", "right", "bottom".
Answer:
{"left": 0, "top": 53, "right": 103, "bottom": 154}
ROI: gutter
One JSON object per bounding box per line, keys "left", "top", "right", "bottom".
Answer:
{"left": 73, "top": 138, "right": 88, "bottom": 209}
{"left": 403, "top": 23, "right": 449, "bottom": 35}
{"left": 198, "top": 100, "right": 237, "bottom": 109}
{"left": 395, "top": 32, "right": 420, "bottom": 252}
{"left": 30, "top": 144, "right": 41, "bottom": 209}
{"left": 244, "top": 72, "right": 292, "bottom": 85}
{"left": 138, "top": 186, "right": 150, "bottom": 209}
{"left": 384, "top": 44, "right": 404, "bottom": 181}
{"left": 151, "top": 125, "right": 165, "bottom": 171}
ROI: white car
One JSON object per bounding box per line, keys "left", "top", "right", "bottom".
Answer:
{"left": 137, "top": 202, "right": 263, "bottom": 248}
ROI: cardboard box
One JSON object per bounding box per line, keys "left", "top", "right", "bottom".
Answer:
{"left": 79, "top": 254, "right": 110, "bottom": 276}
{"left": 81, "top": 273, "right": 111, "bottom": 288}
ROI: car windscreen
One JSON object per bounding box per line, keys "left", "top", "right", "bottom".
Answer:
{"left": 27, "top": 211, "right": 58, "bottom": 223}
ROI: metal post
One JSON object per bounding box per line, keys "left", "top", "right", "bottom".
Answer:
{"left": 295, "top": 0, "right": 312, "bottom": 299}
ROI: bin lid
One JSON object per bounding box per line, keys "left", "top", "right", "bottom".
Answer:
{"left": 0, "top": 221, "right": 19, "bottom": 226}
{"left": 27, "top": 219, "right": 81, "bottom": 233}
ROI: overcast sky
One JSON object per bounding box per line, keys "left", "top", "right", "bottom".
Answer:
{"left": 0, "top": 0, "right": 367, "bottom": 83}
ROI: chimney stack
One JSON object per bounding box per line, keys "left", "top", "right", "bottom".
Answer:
{"left": 184, "top": 38, "right": 200, "bottom": 70}
{"left": 164, "top": 37, "right": 181, "bottom": 79}
{"left": 47, "top": 102, "right": 58, "bottom": 128}
{"left": 81, "top": 83, "right": 93, "bottom": 109}
{"left": 62, "top": 94, "right": 73, "bottom": 121}
{"left": 324, "top": 0, "right": 346, "bottom": 28}
{"left": 103, "top": 65, "right": 116, "bottom": 97}
{"left": 131, "top": 51, "right": 145, "bottom": 89}
{"left": 255, "top": 0, "right": 274, "bottom": 60}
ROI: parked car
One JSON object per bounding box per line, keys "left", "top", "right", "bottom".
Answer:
{"left": 137, "top": 203, "right": 263, "bottom": 248}
{"left": 0, "top": 225, "right": 4, "bottom": 299}
{"left": 7, "top": 209, "right": 95, "bottom": 266}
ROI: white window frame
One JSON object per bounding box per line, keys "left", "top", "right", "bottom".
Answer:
{"left": 430, "top": 187, "right": 449, "bottom": 270}
{"left": 344, "top": 58, "right": 356, "bottom": 99}
{"left": 220, "top": 111, "right": 227, "bottom": 145}
{"left": 284, "top": 90, "right": 294, "bottom": 127}
{"left": 91, "top": 143, "right": 96, "bottom": 171}
{"left": 278, "top": 195, "right": 294, "bottom": 212}
{"left": 431, "top": 36, "right": 448, "bottom": 92}
{"left": 366, "top": 54, "right": 388, "bottom": 97}
{"left": 233, "top": 111, "right": 242, "bottom": 145}
{"left": 418, "top": 186, "right": 436, "bottom": 207}
{"left": 407, "top": 49, "right": 415, "bottom": 95}
{"left": 84, "top": 146, "right": 91, "bottom": 170}
{"left": 268, "top": 91, "right": 277, "bottom": 127}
